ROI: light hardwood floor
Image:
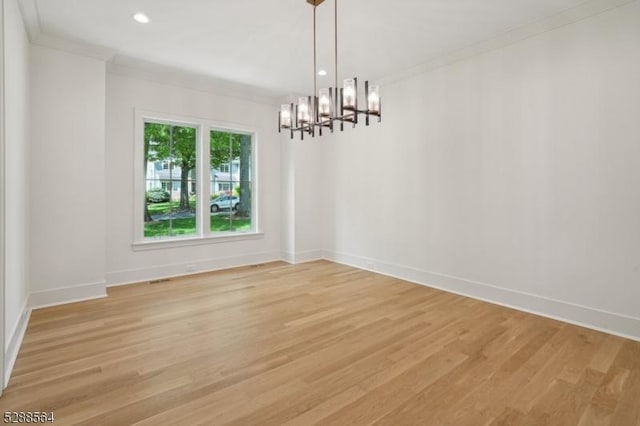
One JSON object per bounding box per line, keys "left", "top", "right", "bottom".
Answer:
{"left": 1, "top": 260, "right": 639, "bottom": 425}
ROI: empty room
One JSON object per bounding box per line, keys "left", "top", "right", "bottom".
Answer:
{"left": 1, "top": 0, "right": 639, "bottom": 424}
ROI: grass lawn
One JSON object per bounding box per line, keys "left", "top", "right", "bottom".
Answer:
{"left": 147, "top": 200, "right": 196, "bottom": 216}
{"left": 144, "top": 215, "right": 251, "bottom": 237}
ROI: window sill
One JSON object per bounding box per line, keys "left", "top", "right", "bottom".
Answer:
{"left": 132, "top": 231, "right": 264, "bottom": 251}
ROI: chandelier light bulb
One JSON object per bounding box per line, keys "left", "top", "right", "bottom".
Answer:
{"left": 343, "top": 78, "right": 356, "bottom": 110}
{"left": 367, "top": 85, "right": 380, "bottom": 114}
{"left": 298, "top": 97, "right": 310, "bottom": 124}
{"left": 280, "top": 104, "right": 292, "bottom": 128}
{"left": 318, "top": 89, "right": 331, "bottom": 117}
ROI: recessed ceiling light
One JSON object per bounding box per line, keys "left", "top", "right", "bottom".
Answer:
{"left": 133, "top": 13, "right": 150, "bottom": 24}
{"left": 318, "top": 69, "right": 327, "bottom": 76}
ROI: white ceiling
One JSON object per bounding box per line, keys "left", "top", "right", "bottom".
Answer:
{"left": 29, "top": 0, "right": 593, "bottom": 95}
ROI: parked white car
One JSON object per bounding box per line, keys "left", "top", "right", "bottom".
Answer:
{"left": 210, "top": 195, "right": 239, "bottom": 212}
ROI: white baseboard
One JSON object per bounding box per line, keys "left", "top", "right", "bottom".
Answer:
{"left": 280, "top": 250, "right": 324, "bottom": 265}
{"left": 323, "top": 250, "right": 640, "bottom": 342}
{"left": 4, "top": 302, "right": 31, "bottom": 388}
{"left": 281, "top": 251, "right": 295, "bottom": 264}
{"left": 293, "top": 250, "right": 325, "bottom": 264}
{"left": 106, "top": 251, "right": 283, "bottom": 287}
{"left": 28, "top": 281, "right": 107, "bottom": 310}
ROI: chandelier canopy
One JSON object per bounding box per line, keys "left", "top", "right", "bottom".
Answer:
{"left": 279, "top": 0, "right": 381, "bottom": 140}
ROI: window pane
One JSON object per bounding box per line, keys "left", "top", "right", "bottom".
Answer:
{"left": 144, "top": 123, "right": 197, "bottom": 239}
{"left": 210, "top": 130, "right": 252, "bottom": 233}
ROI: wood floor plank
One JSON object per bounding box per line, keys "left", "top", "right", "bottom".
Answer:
{"left": 0, "top": 260, "right": 638, "bottom": 425}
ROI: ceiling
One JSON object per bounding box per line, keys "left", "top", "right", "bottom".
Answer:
{"left": 28, "top": 0, "right": 593, "bottom": 96}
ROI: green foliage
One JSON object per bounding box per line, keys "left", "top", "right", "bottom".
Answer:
{"left": 143, "top": 215, "right": 251, "bottom": 237}
{"left": 146, "top": 188, "right": 170, "bottom": 203}
{"left": 210, "top": 130, "right": 241, "bottom": 168}
{"left": 144, "top": 123, "right": 197, "bottom": 210}
{"left": 210, "top": 215, "right": 251, "bottom": 232}
{"left": 144, "top": 123, "right": 197, "bottom": 171}
{"left": 144, "top": 123, "right": 170, "bottom": 162}
{"left": 143, "top": 127, "right": 251, "bottom": 227}
{"left": 146, "top": 200, "right": 196, "bottom": 216}
{"left": 143, "top": 217, "right": 197, "bottom": 237}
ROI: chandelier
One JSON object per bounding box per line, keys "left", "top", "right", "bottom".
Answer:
{"left": 278, "top": 0, "right": 381, "bottom": 140}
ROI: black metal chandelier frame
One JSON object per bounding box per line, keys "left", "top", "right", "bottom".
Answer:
{"left": 278, "top": 0, "right": 381, "bottom": 140}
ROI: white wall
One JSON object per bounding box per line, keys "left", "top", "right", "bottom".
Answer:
{"left": 3, "top": 0, "right": 30, "bottom": 359}
{"left": 294, "top": 141, "right": 324, "bottom": 261}
{"left": 105, "top": 72, "right": 281, "bottom": 284}
{"left": 324, "top": 2, "right": 640, "bottom": 338}
{"left": 280, "top": 138, "right": 296, "bottom": 262}
{"left": 279, "top": 136, "right": 324, "bottom": 263}
{"left": 29, "top": 45, "right": 107, "bottom": 306}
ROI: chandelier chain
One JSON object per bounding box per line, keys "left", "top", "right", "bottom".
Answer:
{"left": 334, "top": 0, "right": 338, "bottom": 89}
{"left": 313, "top": 5, "right": 317, "bottom": 96}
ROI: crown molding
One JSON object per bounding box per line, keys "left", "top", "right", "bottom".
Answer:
{"left": 16, "top": 0, "right": 280, "bottom": 103}
{"left": 107, "top": 55, "right": 282, "bottom": 106}
{"left": 18, "top": 0, "right": 115, "bottom": 60}
{"left": 32, "top": 33, "right": 116, "bottom": 61}
{"left": 16, "top": 0, "right": 39, "bottom": 41}
{"left": 378, "top": 0, "right": 637, "bottom": 87}
{"left": 18, "top": 0, "right": 637, "bottom": 99}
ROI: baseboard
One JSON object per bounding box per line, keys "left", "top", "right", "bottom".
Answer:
{"left": 280, "top": 250, "right": 324, "bottom": 265}
{"left": 4, "top": 302, "right": 31, "bottom": 388}
{"left": 106, "top": 251, "right": 283, "bottom": 287}
{"left": 281, "top": 251, "right": 296, "bottom": 264}
{"left": 324, "top": 250, "right": 640, "bottom": 342}
{"left": 293, "top": 250, "right": 325, "bottom": 264}
{"left": 28, "top": 281, "right": 107, "bottom": 310}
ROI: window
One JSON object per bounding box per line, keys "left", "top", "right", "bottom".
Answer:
{"left": 135, "top": 111, "right": 258, "bottom": 246}
{"left": 143, "top": 123, "right": 198, "bottom": 239}
{"left": 210, "top": 130, "right": 252, "bottom": 233}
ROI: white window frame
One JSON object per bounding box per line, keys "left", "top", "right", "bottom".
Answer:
{"left": 133, "top": 109, "right": 262, "bottom": 250}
